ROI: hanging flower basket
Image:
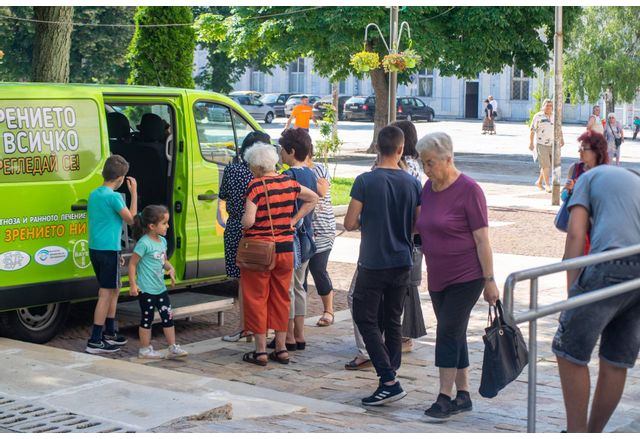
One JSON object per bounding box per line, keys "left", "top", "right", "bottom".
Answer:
{"left": 400, "top": 48, "right": 421, "bottom": 69}
{"left": 350, "top": 50, "right": 380, "bottom": 73}
{"left": 382, "top": 53, "right": 406, "bottom": 73}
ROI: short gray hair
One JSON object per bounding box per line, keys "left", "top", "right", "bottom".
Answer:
{"left": 416, "top": 132, "right": 454, "bottom": 161}
{"left": 542, "top": 98, "right": 553, "bottom": 107}
{"left": 244, "top": 142, "right": 279, "bottom": 174}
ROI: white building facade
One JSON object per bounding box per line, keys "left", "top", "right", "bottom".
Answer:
{"left": 193, "top": 52, "right": 600, "bottom": 124}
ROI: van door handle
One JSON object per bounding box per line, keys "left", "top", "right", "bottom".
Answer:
{"left": 71, "top": 203, "right": 88, "bottom": 211}
{"left": 198, "top": 193, "right": 218, "bottom": 201}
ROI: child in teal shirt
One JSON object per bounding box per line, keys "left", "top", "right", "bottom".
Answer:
{"left": 129, "top": 205, "right": 187, "bottom": 359}
{"left": 86, "top": 155, "right": 137, "bottom": 354}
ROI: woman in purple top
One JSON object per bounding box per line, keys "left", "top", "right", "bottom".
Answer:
{"left": 415, "top": 132, "right": 500, "bottom": 420}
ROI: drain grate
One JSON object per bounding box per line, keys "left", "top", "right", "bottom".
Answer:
{"left": 0, "top": 394, "right": 137, "bottom": 433}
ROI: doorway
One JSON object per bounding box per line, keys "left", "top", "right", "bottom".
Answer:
{"left": 465, "top": 81, "right": 479, "bottom": 119}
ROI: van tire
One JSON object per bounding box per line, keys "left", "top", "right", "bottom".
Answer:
{"left": 0, "top": 302, "right": 69, "bottom": 344}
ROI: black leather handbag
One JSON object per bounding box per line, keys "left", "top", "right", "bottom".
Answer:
{"left": 479, "top": 300, "right": 529, "bottom": 398}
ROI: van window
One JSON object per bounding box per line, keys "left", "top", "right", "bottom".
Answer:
{"left": 0, "top": 99, "right": 101, "bottom": 183}
{"left": 193, "top": 102, "right": 236, "bottom": 166}
{"left": 232, "top": 111, "right": 255, "bottom": 148}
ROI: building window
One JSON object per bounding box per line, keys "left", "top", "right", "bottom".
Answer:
{"left": 288, "top": 58, "right": 305, "bottom": 93}
{"left": 418, "top": 69, "right": 434, "bottom": 97}
{"left": 511, "top": 68, "right": 530, "bottom": 101}
{"left": 250, "top": 70, "right": 265, "bottom": 92}
{"left": 339, "top": 80, "right": 347, "bottom": 94}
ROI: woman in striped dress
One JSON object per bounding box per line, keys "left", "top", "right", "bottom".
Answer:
{"left": 240, "top": 144, "right": 318, "bottom": 366}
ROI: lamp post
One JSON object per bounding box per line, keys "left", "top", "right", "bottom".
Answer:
{"left": 364, "top": 7, "right": 412, "bottom": 124}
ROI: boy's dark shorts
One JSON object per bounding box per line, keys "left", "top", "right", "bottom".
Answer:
{"left": 89, "top": 249, "right": 122, "bottom": 290}
{"left": 552, "top": 256, "right": 640, "bottom": 369}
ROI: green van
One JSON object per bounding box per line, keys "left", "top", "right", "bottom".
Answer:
{"left": 0, "top": 83, "right": 263, "bottom": 342}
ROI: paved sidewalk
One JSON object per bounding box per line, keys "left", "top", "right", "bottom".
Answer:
{"left": 2, "top": 240, "right": 639, "bottom": 432}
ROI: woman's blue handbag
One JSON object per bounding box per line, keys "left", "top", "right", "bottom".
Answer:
{"left": 554, "top": 200, "right": 570, "bottom": 232}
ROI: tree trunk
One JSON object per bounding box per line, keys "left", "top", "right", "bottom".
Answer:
{"left": 32, "top": 6, "right": 74, "bottom": 83}
{"left": 367, "top": 67, "right": 389, "bottom": 153}
{"left": 605, "top": 84, "right": 615, "bottom": 116}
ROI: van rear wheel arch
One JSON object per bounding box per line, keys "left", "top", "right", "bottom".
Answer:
{"left": 0, "top": 302, "right": 69, "bottom": 344}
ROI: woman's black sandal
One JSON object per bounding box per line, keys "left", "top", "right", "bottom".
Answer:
{"left": 269, "top": 350, "right": 290, "bottom": 364}
{"left": 242, "top": 351, "right": 268, "bottom": 366}
{"left": 267, "top": 339, "right": 297, "bottom": 351}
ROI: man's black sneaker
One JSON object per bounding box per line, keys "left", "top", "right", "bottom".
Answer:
{"left": 424, "top": 393, "right": 455, "bottom": 419}
{"left": 452, "top": 390, "right": 473, "bottom": 414}
{"left": 85, "top": 339, "right": 120, "bottom": 354}
{"left": 361, "top": 382, "right": 407, "bottom": 406}
{"left": 103, "top": 332, "right": 128, "bottom": 346}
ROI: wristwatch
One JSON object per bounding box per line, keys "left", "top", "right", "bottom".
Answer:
{"left": 484, "top": 275, "right": 495, "bottom": 282}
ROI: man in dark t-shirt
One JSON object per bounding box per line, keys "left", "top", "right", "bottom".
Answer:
{"left": 344, "top": 125, "right": 422, "bottom": 406}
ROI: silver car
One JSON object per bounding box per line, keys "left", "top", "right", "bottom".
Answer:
{"left": 229, "top": 95, "right": 275, "bottom": 124}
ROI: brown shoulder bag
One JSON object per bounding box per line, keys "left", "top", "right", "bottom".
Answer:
{"left": 236, "top": 179, "right": 277, "bottom": 272}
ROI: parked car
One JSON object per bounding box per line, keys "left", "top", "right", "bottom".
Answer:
{"left": 312, "top": 95, "right": 352, "bottom": 121}
{"left": 229, "top": 95, "right": 275, "bottom": 123}
{"left": 229, "top": 90, "right": 262, "bottom": 99}
{"left": 343, "top": 95, "right": 435, "bottom": 122}
{"left": 260, "top": 93, "right": 296, "bottom": 117}
{"left": 284, "top": 94, "right": 321, "bottom": 117}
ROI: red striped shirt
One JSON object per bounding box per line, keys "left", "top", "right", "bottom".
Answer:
{"left": 244, "top": 174, "right": 300, "bottom": 243}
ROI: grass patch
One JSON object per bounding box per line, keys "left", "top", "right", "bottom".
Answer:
{"left": 330, "top": 177, "right": 354, "bottom": 206}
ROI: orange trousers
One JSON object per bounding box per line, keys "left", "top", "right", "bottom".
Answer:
{"left": 240, "top": 252, "right": 293, "bottom": 334}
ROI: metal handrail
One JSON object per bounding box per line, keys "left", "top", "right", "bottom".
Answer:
{"left": 502, "top": 243, "right": 640, "bottom": 432}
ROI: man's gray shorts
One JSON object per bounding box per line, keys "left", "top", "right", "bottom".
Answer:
{"left": 552, "top": 255, "right": 640, "bottom": 369}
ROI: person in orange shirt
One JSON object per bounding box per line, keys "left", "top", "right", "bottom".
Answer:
{"left": 285, "top": 96, "right": 318, "bottom": 131}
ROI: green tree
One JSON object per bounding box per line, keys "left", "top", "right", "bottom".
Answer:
{"left": 197, "top": 6, "right": 579, "bottom": 149}
{"left": 127, "top": 6, "right": 195, "bottom": 88}
{"left": 564, "top": 6, "right": 640, "bottom": 113}
{"left": 192, "top": 6, "right": 256, "bottom": 93}
{"left": 70, "top": 6, "right": 136, "bottom": 84}
{"left": 0, "top": 6, "right": 135, "bottom": 83}
{"left": 0, "top": 7, "right": 34, "bottom": 81}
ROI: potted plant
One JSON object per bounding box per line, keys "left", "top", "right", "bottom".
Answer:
{"left": 381, "top": 53, "right": 407, "bottom": 73}
{"left": 350, "top": 49, "right": 380, "bottom": 73}
{"left": 400, "top": 48, "right": 421, "bottom": 69}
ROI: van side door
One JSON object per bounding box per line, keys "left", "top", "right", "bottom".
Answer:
{"left": 187, "top": 95, "right": 258, "bottom": 279}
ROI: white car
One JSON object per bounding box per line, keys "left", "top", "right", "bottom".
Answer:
{"left": 229, "top": 95, "right": 275, "bottom": 124}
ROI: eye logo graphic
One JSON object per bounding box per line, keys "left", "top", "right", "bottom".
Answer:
{"left": 0, "top": 251, "right": 31, "bottom": 271}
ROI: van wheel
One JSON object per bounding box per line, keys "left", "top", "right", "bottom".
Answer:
{"left": 0, "top": 302, "right": 69, "bottom": 344}
{"left": 264, "top": 112, "right": 274, "bottom": 124}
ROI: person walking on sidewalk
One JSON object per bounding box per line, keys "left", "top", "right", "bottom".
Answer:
{"left": 284, "top": 96, "right": 318, "bottom": 132}
{"left": 129, "top": 205, "right": 187, "bottom": 359}
{"left": 604, "top": 113, "right": 624, "bottom": 166}
{"left": 552, "top": 165, "right": 640, "bottom": 433}
{"left": 219, "top": 131, "right": 272, "bottom": 343}
{"left": 344, "top": 125, "right": 422, "bottom": 406}
{"left": 586, "top": 105, "right": 604, "bottom": 136}
{"left": 391, "top": 120, "right": 427, "bottom": 352}
{"left": 85, "top": 155, "right": 137, "bottom": 354}
{"left": 415, "top": 132, "right": 500, "bottom": 419}
{"left": 529, "top": 98, "right": 564, "bottom": 192}
{"left": 304, "top": 149, "right": 337, "bottom": 328}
